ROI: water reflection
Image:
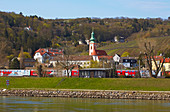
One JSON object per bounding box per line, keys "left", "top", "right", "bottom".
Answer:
{"left": 0, "top": 96, "right": 170, "bottom": 112}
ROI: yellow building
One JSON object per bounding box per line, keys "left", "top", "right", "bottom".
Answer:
{"left": 152, "top": 57, "right": 170, "bottom": 75}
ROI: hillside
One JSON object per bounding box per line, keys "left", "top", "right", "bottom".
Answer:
{"left": 0, "top": 11, "right": 170, "bottom": 66}
{"left": 98, "top": 36, "right": 170, "bottom": 56}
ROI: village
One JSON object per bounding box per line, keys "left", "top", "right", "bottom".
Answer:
{"left": 0, "top": 31, "right": 169, "bottom": 78}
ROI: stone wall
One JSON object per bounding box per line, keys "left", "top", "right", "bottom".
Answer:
{"left": 0, "top": 89, "right": 170, "bottom": 100}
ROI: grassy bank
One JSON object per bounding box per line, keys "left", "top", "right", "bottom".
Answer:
{"left": 0, "top": 77, "right": 170, "bottom": 91}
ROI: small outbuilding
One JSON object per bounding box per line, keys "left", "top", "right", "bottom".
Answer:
{"left": 79, "top": 68, "right": 115, "bottom": 78}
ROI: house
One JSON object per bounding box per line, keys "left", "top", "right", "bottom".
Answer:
{"left": 164, "top": 58, "right": 170, "bottom": 76}
{"left": 151, "top": 56, "right": 164, "bottom": 71}
{"left": 113, "top": 54, "right": 121, "bottom": 62}
{"left": 23, "top": 58, "right": 36, "bottom": 68}
{"left": 164, "top": 58, "right": 170, "bottom": 72}
{"left": 85, "top": 39, "right": 89, "bottom": 45}
{"left": 34, "top": 48, "right": 63, "bottom": 63}
{"left": 121, "top": 57, "right": 138, "bottom": 68}
{"left": 24, "top": 26, "right": 32, "bottom": 31}
{"left": 93, "top": 55, "right": 113, "bottom": 63}
{"left": 114, "top": 36, "right": 125, "bottom": 43}
{"left": 152, "top": 56, "right": 170, "bottom": 76}
{"left": 50, "top": 55, "right": 92, "bottom": 68}
{"left": 78, "top": 40, "right": 84, "bottom": 45}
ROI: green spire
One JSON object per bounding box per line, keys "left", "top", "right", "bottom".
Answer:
{"left": 90, "top": 31, "right": 95, "bottom": 43}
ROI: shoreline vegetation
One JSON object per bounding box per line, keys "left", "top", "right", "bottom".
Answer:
{"left": 1, "top": 77, "right": 170, "bottom": 100}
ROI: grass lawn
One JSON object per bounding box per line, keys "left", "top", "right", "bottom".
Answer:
{"left": 0, "top": 77, "right": 170, "bottom": 91}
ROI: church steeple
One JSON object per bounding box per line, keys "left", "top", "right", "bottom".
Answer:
{"left": 89, "top": 30, "right": 97, "bottom": 56}
{"left": 90, "top": 31, "right": 95, "bottom": 43}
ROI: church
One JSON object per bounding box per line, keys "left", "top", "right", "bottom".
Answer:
{"left": 89, "top": 31, "right": 107, "bottom": 56}
{"left": 89, "top": 31, "right": 113, "bottom": 62}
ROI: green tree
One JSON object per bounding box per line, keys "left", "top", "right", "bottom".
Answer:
{"left": 90, "top": 60, "right": 100, "bottom": 68}
{"left": 18, "top": 52, "right": 31, "bottom": 59}
{"left": 121, "top": 52, "right": 130, "bottom": 57}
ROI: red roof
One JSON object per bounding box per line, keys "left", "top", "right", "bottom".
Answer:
{"left": 164, "top": 58, "right": 170, "bottom": 63}
{"left": 153, "top": 56, "right": 163, "bottom": 60}
{"left": 92, "top": 50, "right": 107, "bottom": 56}
{"left": 35, "top": 48, "right": 48, "bottom": 55}
{"left": 35, "top": 48, "right": 63, "bottom": 56}
{"left": 151, "top": 56, "right": 170, "bottom": 63}
{"left": 98, "top": 56, "right": 113, "bottom": 60}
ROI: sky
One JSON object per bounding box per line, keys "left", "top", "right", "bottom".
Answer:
{"left": 0, "top": 0, "right": 170, "bottom": 19}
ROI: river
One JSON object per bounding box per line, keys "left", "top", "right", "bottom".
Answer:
{"left": 0, "top": 96, "right": 170, "bottom": 112}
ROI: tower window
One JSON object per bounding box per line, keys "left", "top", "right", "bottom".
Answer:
{"left": 91, "top": 46, "right": 92, "bottom": 49}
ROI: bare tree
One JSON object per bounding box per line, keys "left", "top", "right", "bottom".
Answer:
{"left": 55, "top": 56, "right": 74, "bottom": 77}
{"left": 0, "top": 38, "right": 9, "bottom": 67}
{"left": 138, "top": 36, "right": 168, "bottom": 78}
{"left": 143, "top": 42, "right": 165, "bottom": 77}
{"left": 55, "top": 42, "right": 76, "bottom": 77}
{"left": 20, "top": 47, "right": 24, "bottom": 69}
{"left": 34, "top": 62, "right": 47, "bottom": 77}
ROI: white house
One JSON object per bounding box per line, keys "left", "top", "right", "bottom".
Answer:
{"left": 34, "top": 52, "right": 50, "bottom": 63}
{"left": 34, "top": 48, "right": 63, "bottom": 63}
{"left": 113, "top": 54, "right": 121, "bottom": 62}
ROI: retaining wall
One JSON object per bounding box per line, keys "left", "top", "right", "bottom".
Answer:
{"left": 0, "top": 89, "right": 170, "bottom": 100}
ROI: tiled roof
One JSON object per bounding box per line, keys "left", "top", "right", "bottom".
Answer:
{"left": 164, "top": 58, "right": 170, "bottom": 63}
{"left": 51, "top": 55, "right": 92, "bottom": 61}
{"left": 153, "top": 56, "right": 163, "bottom": 60}
{"left": 149, "top": 56, "right": 170, "bottom": 63}
{"left": 98, "top": 56, "right": 113, "bottom": 60}
{"left": 91, "top": 50, "right": 107, "bottom": 56}
{"left": 35, "top": 48, "right": 47, "bottom": 56}
{"left": 35, "top": 48, "right": 63, "bottom": 56}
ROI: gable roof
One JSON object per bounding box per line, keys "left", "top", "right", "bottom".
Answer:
{"left": 35, "top": 48, "right": 47, "bottom": 56}
{"left": 35, "top": 48, "right": 63, "bottom": 56}
{"left": 114, "top": 53, "right": 121, "bottom": 57}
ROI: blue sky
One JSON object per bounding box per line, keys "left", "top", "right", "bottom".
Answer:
{"left": 0, "top": 0, "right": 170, "bottom": 19}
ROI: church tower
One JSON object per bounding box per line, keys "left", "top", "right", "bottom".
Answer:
{"left": 89, "top": 31, "right": 96, "bottom": 55}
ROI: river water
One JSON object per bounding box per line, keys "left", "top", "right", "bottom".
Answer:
{"left": 0, "top": 96, "right": 170, "bottom": 112}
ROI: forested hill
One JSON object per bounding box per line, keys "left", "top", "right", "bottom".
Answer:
{"left": 0, "top": 11, "right": 170, "bottom": 57}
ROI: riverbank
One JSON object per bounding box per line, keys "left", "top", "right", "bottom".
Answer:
{"left": 1, "top": 77, "right": 170, "bottom": 91}
{"left": 1, "top": 89, "right": 170, "bottom": 100}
